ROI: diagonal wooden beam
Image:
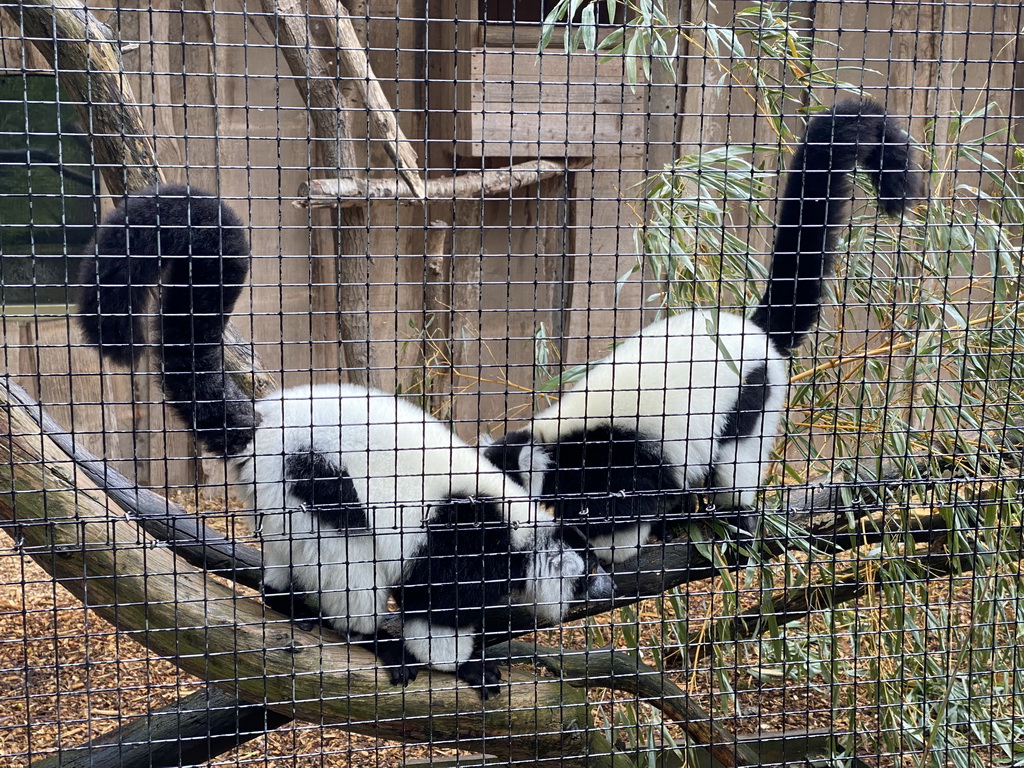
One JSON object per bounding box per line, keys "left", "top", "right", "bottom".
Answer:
{"left": 310, "top": 0, "right": 426, "bottom": 199}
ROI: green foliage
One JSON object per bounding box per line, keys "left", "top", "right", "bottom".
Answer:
{"left": 543, "top": 1, "right": 1024, "bottom": 765}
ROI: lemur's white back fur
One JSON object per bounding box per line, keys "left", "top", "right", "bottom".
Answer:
{"left": 524, "top": 312, "right": 788, "bottom": 562}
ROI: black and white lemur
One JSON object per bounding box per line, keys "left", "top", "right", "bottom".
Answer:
{"left": 76, "top": 189, "right": 614, "bottom": 699}
{"left": 483, "top": 98, "right": 925, "bottom": 564}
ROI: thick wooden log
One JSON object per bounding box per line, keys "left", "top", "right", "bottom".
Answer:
{"left": 0, "top": 379, "right": 617, "bottom": 766}
{"left": 299, "top": 160, "right": 588, "bottom": 208}
{"left": 5, "top": 379, "right": 264, "bottom": 589}
{"left": 30, "top": 687, "right": 292, "bottom": 768}
{"left": 309, "top": 0, "right": 426, "bottom": 199}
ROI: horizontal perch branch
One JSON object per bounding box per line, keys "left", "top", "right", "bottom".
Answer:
{"left": 299, "top": 160, "right": 590, "bottom": 208}
{"left": 309, "top": 0, "right": 426, "bottom": 199}
{"left": 3, "top": 383, "right": 969, "bottom": 766}
{"left": 0, "top": 377, "right": 614, "bottom": 767}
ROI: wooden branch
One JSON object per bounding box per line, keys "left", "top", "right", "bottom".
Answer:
{"left": 4, "top": 0, "right": 276, "bottom": 402}
{"left": 4, "top": 379, "right": 264, "bottom": 589}
{"left": 487, "top": 465, "right": 946, "bottom": 639}
{"left": 5, "top": 0, "right": 160, "bottom": 195}
{"left": 423, "top": 220, "right": 453, "bottom": 418}
{"left": 261, "top": 0, "right": 377, "bottom": 386}
{"left": 726, "top": 536, "right": 971, "bottom": 645}
{"left": 0, "top": 379, "right": 608, "bottom": 766}
{"left": 299, "top": 160, "right": 590, "bottom": 209}
{"left": 30, "top": 687, "right": 292, "bottom": 768}
{"left": 309, "top": 0, "right": 426, "bottom": 199}
{"left": 491, "top": 642, "right": 760, "bottom": 768}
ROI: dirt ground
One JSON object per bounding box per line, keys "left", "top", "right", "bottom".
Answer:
{"left": 0, "top": 494, "right": 991, "bottom": 768}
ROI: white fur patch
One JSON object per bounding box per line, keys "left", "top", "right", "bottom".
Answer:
{"left": 518, "top": 444, "right": 553, "bottom": 498}
{"left": 519, "top": 542, "right": 587, "bottom": 624}
{"left": 402, "top": 619, "right": 474, "bottom": 671}
{"left": 589, "top": 522, "right": 653, "bottom": 565}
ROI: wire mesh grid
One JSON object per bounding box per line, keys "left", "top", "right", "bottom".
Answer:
{"left": 1, "top": 0, "right": 1023, "bottom": 766}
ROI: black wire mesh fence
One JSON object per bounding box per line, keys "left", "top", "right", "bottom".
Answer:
{"left": 1, "top": 0, "right": 1023, "bottom": 766}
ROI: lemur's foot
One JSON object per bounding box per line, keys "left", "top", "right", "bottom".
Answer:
{"left": 372, "top": 632, "right": 421, "bottom": 687}
{"left": 455, "top": 659, "right": 502, "bottom": 700}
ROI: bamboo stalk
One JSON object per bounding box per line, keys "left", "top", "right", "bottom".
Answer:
{"left": 300, "top": 160, "right": 587, "bottom": 209}
{"left": 0, "top": 378, "right": 600, "bottom": 764}
{"left": 309, "top": 0, "right": 426, "bottom": 199}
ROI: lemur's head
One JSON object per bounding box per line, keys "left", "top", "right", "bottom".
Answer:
{"left": 520, "top": 520, "right": 615, "bottom": 624}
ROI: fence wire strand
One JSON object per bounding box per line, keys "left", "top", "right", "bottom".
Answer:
{"left": 1, "top": 0, "right": 1023, "bottom": 766}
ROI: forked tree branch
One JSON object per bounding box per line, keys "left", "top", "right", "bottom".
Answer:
{"left": 4, "top": 378, "right": 962, "bottom": 768}
{"left": 0, "top": 377, "right": 625, "bottom": 768}
{"left": 490, "top": 641, "right": 761, "bottom": 768}
{"left": 307, "top": 0, "right": 426, "bottom": 199}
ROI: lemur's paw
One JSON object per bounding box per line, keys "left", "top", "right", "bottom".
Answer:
{"left": 456, "top": 660, "right": 502, "bottom": 700}
{"left": 372, "top": 633, "right": 421, "bottom": 687}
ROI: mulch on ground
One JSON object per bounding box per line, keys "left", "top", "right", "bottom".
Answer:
{"left": 0, "top": 490, "right": 996, "bottom": 767}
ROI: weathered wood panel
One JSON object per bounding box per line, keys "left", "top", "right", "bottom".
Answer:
{"left": 2, "top": 0, "right": 1021, "bottom": 485}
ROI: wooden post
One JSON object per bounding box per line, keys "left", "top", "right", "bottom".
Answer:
{"left": 260, "top": 0, "right": 378, "bottom": 387}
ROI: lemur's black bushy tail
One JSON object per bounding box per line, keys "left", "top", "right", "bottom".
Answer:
{"left": 77, "top": 184, "right": 257, "bottom": 455}
{"left": 751, "top": 98, "right": 926, "bottom": 353}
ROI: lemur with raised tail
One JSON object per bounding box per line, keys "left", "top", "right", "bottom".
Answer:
{"left": 483, "top": 98, "right": 925, "bottom": 564}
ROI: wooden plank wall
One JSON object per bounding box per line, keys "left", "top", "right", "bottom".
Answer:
{"left": 1, "top": 0, "right": 1022, "bottom": 490}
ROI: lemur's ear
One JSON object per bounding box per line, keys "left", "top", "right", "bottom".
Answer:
{"left": 480, "top": 429, "right": 532, "bottom": 486}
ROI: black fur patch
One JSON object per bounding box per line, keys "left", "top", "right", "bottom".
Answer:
{"left": 720, "top": 363, "right": 769, "bottom": 439}
{"left": 77, "top": 184, "right": 257, "bottom": 456}
{"left": 397, "top": 495, "right": 527, "bottom": 631}
{"left": 285, "top": 451, "right": 368, "bottom": 530}
{"left": 481, "top": 430, "right": 531, "bottom": 488}
{"left": 539, "top": 425, "right": 681, "bottom": 538}
{"left": 751, "top": 99, "right": 923, "bottom": 354}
